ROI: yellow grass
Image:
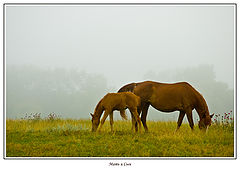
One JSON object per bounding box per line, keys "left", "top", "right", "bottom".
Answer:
{"left": 6, "top": 119, "right": 234, "bottom": 157}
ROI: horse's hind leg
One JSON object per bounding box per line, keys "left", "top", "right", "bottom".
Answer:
{"left": 141, "top": 103, "right": 150, "bottom": 132}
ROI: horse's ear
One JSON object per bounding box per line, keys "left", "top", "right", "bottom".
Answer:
{"left": 90, "top": 113, "right": 94, "bottom": 117}
{"left": 210, "top": 114, "right": 214, "bottom": 118}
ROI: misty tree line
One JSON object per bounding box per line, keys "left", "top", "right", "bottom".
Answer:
{"left": 6, "top": 64, "right": 234, "bottom": 121}
{"left": 6, "top": 65, "right": 109, "bottom": 119}
{"left": 144, "top": 64, "right": 234, "bottom": 121}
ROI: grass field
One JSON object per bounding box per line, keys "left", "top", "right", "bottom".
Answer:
{"left": 6, "top": 119, "right": 234, "bottom": 157}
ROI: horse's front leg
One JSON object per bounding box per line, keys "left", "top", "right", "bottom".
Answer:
{"left": 176, "top": 111, "right": 186, "bottom": 132}
{"left": 186, "top": 109, "right": 194, "bottom": 130}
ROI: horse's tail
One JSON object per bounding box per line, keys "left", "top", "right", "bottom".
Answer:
{"left": 117, "top": 83, "right": 137, "bottom": 93}
{"left": 120, "top": 110, "right": 128, "bottom": 120}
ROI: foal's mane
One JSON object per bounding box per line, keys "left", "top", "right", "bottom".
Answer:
{"left": 94, "top": 98, "right": 103, "bottom": 117}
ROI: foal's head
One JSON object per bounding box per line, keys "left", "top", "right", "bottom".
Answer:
{"left": 90, "top": 113, "right": 100, "bottom": 132}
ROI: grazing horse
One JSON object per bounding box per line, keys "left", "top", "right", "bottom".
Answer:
{"left": 90, "top": 92, "right": 142, "bottom": 132}
{"left": 118, "top": 81, "right": 214, "bottom": 132}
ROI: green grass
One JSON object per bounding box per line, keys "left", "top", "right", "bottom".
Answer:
{"left": 6, "top": 119, "right": 234, "bottom": 157}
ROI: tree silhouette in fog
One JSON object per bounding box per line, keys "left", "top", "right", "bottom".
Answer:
{"left": 6, "top": 65, "right": 109, "bottom": 119}
{"left": 173, "top": 65, "right": 233, "bottom": 117}
{"left": 6, "top": 64, "right": 234, "bottom": 121}
{"left": 144, "top": 64, "right": 234, "bottom": 121}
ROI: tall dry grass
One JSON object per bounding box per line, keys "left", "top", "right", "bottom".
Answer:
{"left": 6, "top": 119, "right": 234, "bottom": 157}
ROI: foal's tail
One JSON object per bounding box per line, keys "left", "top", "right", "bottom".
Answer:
{"left": 120, "top": 110, "right": 128, "bottom": 120}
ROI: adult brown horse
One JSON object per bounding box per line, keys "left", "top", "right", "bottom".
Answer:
{"left": 118, "top": 81, "right": 214, "bottom": 132}
{"left": 90, "top": 92, "right": 142, "bottom": 132}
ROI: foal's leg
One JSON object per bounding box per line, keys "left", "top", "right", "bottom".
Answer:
{"left": 109, "top": 111, "right": 114, "bottom": 132}
{"left": 176, "top": 111, "right": 186, "bottom": 131}
{"left": 130, "top": 108, "right": 142, "bottom": 132}
{"left": 99, "top": 109, "right": 112, "bottom": 132}
{"left": 186, "top": 109, "right": 194, "bottom": 130}
{"left": 130, "top": 112, "right": 136, "bottom": 132}
{"left": 132, "top": 105, "right": 142, "bottom": 132}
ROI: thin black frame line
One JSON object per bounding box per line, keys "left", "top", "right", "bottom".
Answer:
{"left": 3, "top": 3, "right": 237, "bottom": 160}
{"left": 3, "top": 157, "right": 236, "bottom": 160}
{"left": 3, "top": 3, "right": 237, "bottom": 6}
{"left": 3, "top": 3, "right": 6, "bottom": 160}
{"left": 234, "top": 3, "right": 237, "bottom": 160}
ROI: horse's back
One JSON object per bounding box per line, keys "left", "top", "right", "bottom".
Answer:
{"left": 123, "top": 92, "right": 141, "bottom": 107}
{"left": 104, "top": 92, "right": 138, "bottom": 100}
{"left": 102, "top": 92, "right": 140, "bottom": 110}
{"left": 101, "top": 93, "right": 121, "bottom": 107}
{"left": 134, "top": 81, "right": 195, "bottom": 96}
{"left": 117, "top": 83, "right": 137, "bottom": 92}
{"left": 133, "top": 81, "right": 198, "bottom": 111}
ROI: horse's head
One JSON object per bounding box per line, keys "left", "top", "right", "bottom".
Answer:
{"left": 198, "top": 114, "right": 214, "bottom": 131}
{"left": 90, "top": 113, "right": 100, "bottom": 132}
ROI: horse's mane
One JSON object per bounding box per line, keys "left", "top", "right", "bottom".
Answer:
{"left": 197, "top": 93, "right": 210, "bottom": 117}
{"left": 189, "top": 85, "right": 210, "bottom": 118}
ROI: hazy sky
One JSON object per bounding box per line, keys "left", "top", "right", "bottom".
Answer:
{"left": 6, "top": 5, "right": 235, "bottom": 89}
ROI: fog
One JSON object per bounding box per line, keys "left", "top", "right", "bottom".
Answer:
{"left": 5, "top": 5, "right": 235, "bottom": 122}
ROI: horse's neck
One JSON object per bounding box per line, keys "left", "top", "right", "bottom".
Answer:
{"left": 195, "top": 93, "right": 209, "bottom": 119}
